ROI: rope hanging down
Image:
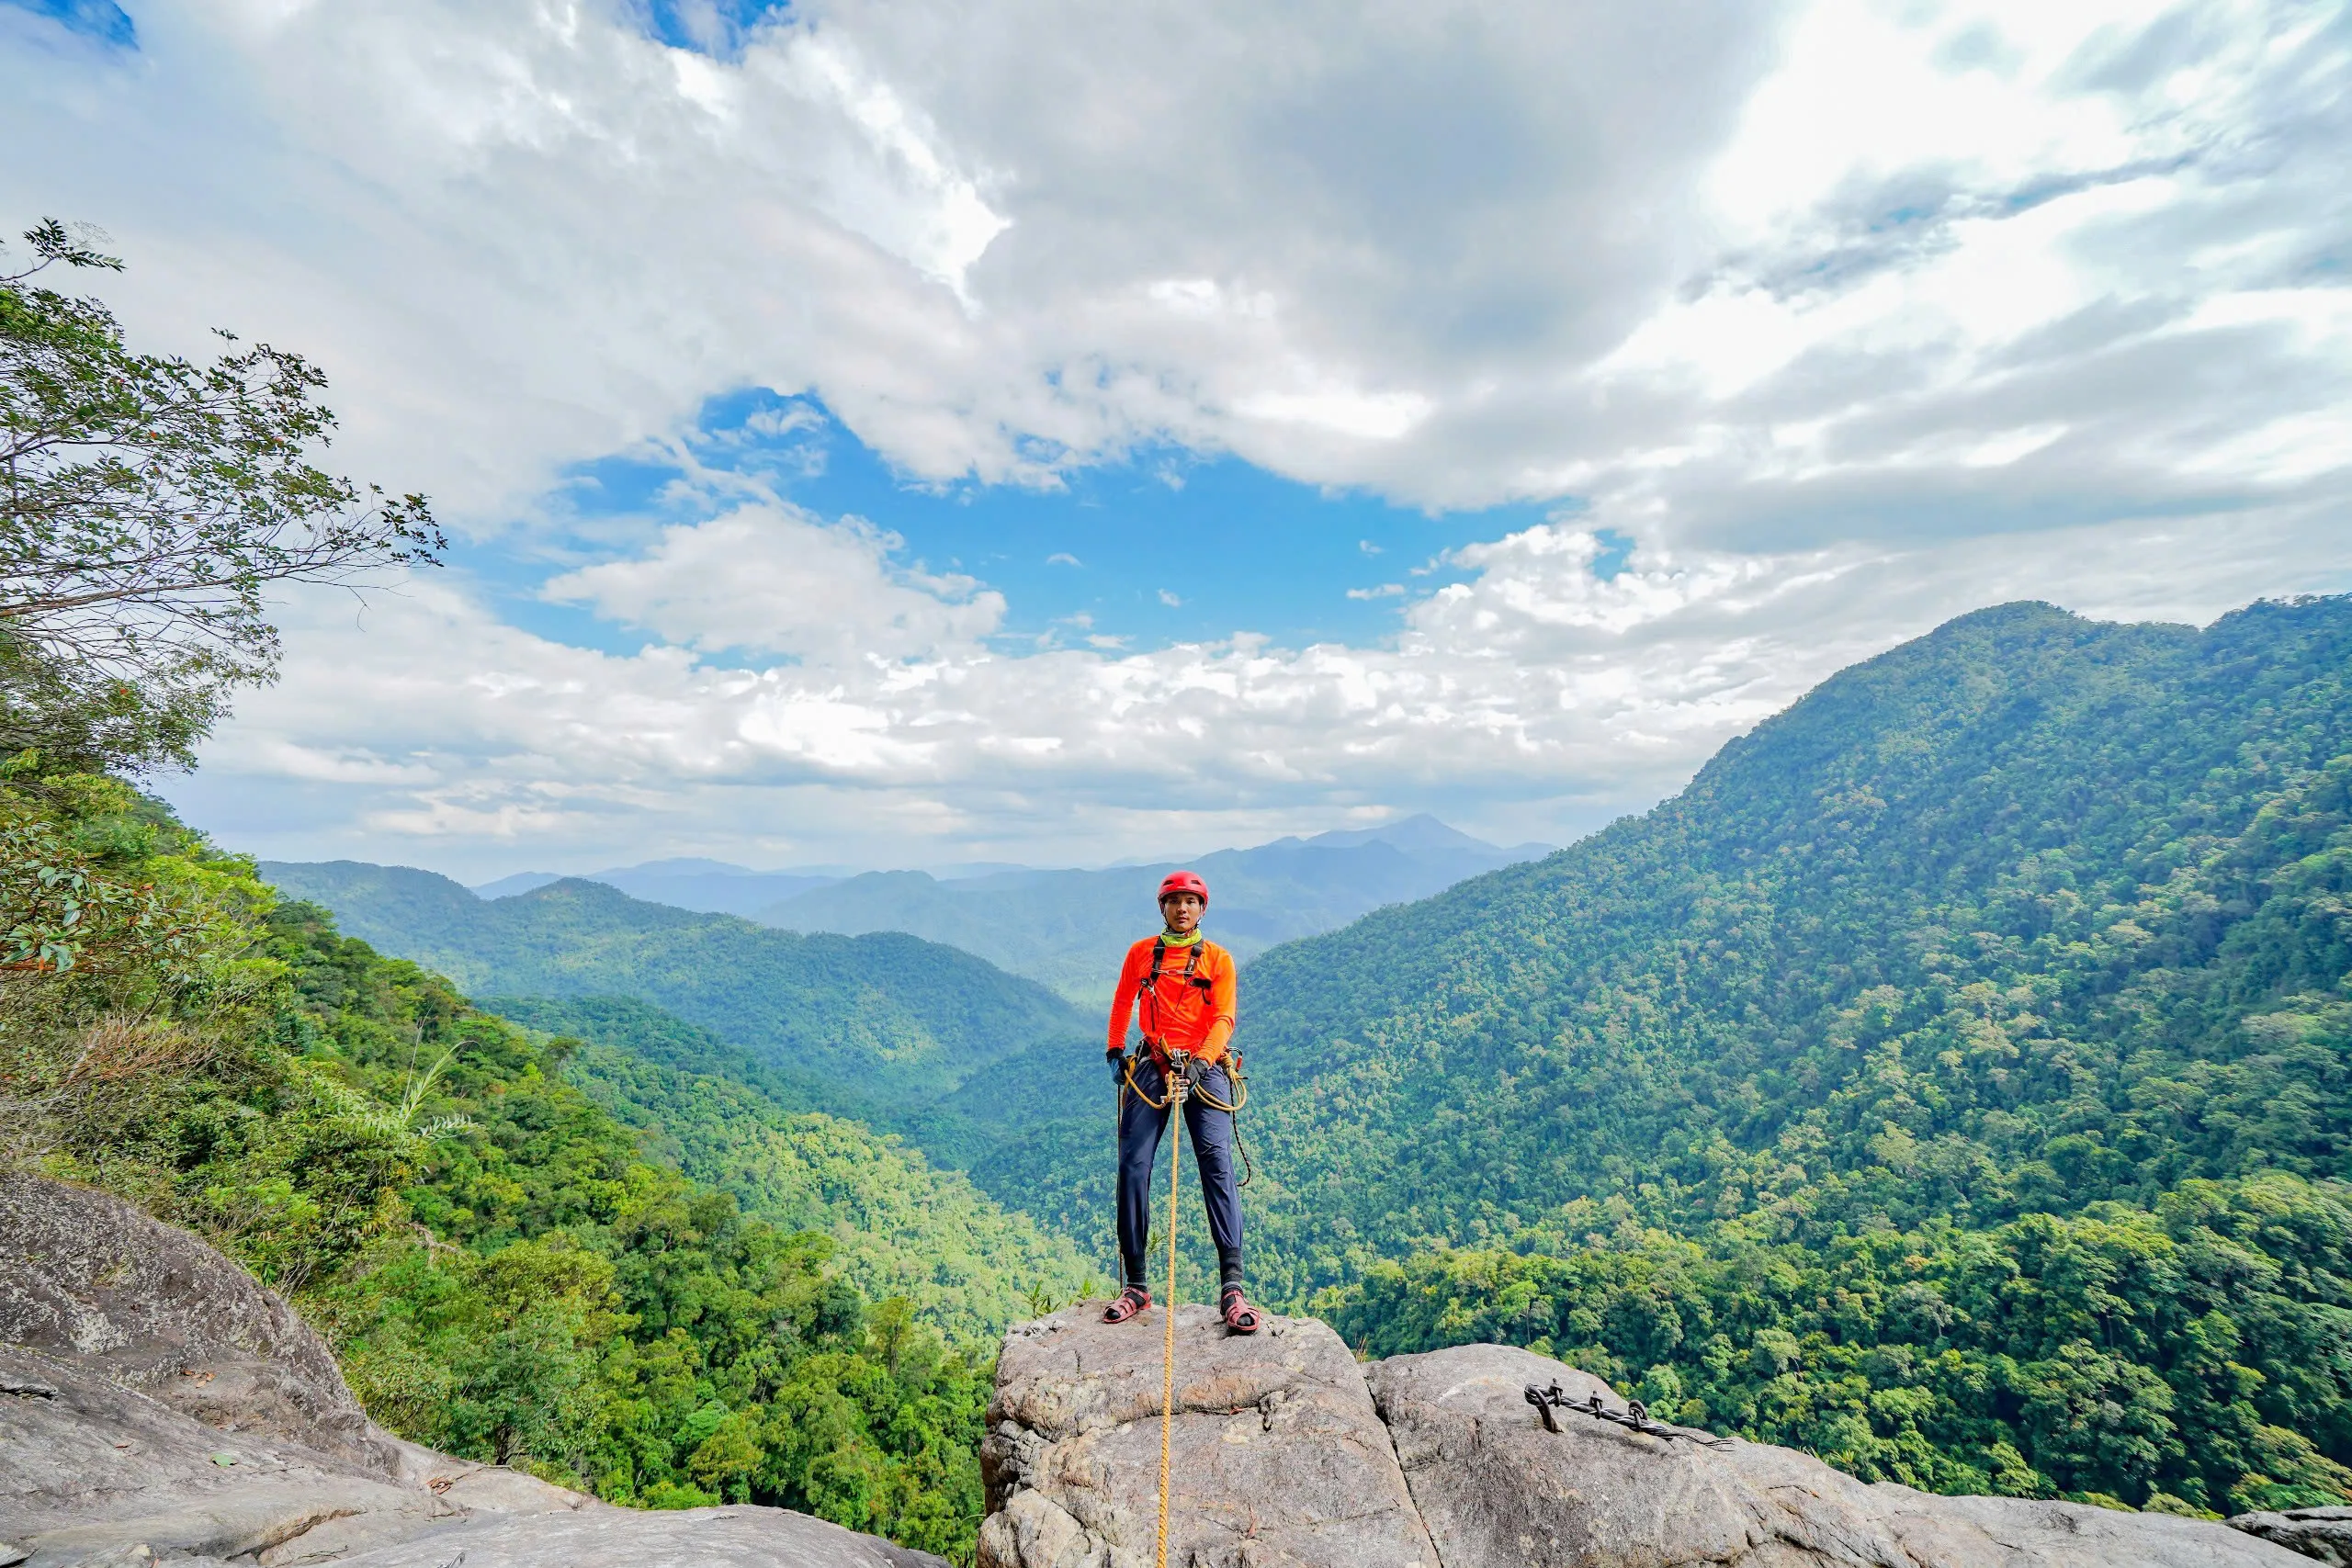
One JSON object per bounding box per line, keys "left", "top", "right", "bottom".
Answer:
{"left": 1154, "top": 1057, "right": 1188, "bottom": 1568}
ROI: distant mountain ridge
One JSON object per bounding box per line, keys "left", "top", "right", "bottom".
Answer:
{"left": 472, "top": 858, "right": 845, "bottom": 915}
{"left": 761, "top": 816, "right": 1550, "bottom": 1002}
{"left": 458, "top": 816, "right": 1546, "bottom": 1004}
{"left": 256, "top": 863, "right": 1091, "bottom": 1100}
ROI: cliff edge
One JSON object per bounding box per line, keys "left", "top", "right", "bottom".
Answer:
{"left": 0, "top": 1170, "right": 944, "bottom": 1568}
{"left": 983, "top": 1303, "right": 2310, "bottom": 1568}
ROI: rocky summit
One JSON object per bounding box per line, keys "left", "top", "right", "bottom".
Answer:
{"left": 981, "top": 1304, "right": 2311, "bottom": 1568}
{"left": 0, "top": 1172, "right": 943, "bottom": 1568}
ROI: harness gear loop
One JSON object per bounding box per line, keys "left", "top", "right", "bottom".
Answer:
{"left": 1120, "top": 1052, "right": 1250, "bottom": 1186}
{"left": 1154, "top": 1049, "right": 1190, "bottom": 1568}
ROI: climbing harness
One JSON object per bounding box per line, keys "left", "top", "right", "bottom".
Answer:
{"left": 1121, "top": 933, "right": 1252, "bottom": 1185}
{"left": 1523, "top": 1381, "right": 1733, "bottom": 1450}
{"left": 1138, "top": 935, "right": 1216, "bottom": 1048}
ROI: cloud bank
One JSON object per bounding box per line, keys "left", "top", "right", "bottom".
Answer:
{"left": 3, "top": 0, "right": 2346, "bottom": 871}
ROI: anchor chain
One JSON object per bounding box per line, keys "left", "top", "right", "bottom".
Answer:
{"left": 1522, "top": 1381, "right": 1734, "bottom": 1450}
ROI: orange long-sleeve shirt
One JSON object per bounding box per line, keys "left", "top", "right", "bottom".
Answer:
{"left": 1107, "top": 936, "right": 1238, "bottom": 1065}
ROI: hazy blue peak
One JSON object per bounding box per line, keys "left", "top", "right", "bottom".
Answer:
{"left": 592, "top": 856, "right": 760, "bottom": 877}
{"left": 473, "top": 871, "right": 564, "bottom": 899}
{"left": 1305, "top": 814, "right": 1497, "bottom": 852}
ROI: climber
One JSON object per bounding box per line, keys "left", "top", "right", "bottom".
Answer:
{"left": 1102, "top": 869, "right": 1260, "bottom": 1334}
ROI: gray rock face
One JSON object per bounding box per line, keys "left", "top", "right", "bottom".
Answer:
{"left": 2230, "top": 1506, "right": 2352, "bottom": 1565}
{"left": 978, "top": 1319, "right": 2306, "bottom": 1568}
{"left": 1, "top": 1339, "right": 447, "bottom": 1568}
{"left": 329, "top": 1507, "right": 950, "bottom": 1568}
{"left": 0, "top": 1173, "right": 393, "bottom": 1476}
{"left": 1366, "top": 1344, "right": 2302, "bottom": 1568}
{"left": 979, "top": 1303, "right": 1437, "bottom": 1568}
{"left": 1, "top": 1171, "right": 947, "bottom": 1568}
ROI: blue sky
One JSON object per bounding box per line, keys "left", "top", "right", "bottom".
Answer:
{"left": 508, "top": 391, "right": 1579, "bottom": 660}
{"left": 5, "top": 0, "right": 2347, "bottom": 876}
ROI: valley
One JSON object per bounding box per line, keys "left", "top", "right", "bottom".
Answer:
{"left": 264, "top": 594, "right": 2352, "bottom": 1519}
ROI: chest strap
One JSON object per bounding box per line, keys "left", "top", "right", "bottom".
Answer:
{"left": 1140, "top": 937, "right": 1216, "bottom": 1047}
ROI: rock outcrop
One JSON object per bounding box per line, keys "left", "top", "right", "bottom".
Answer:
{"left": 2229, "top": 1508, "right": 2352, "bottom": 1566}
{"left": 980, "top": 1305, "right": 1435, "bottom": 1568}
{"left": 0, "top": 1171, "right": 944, "bottom": 1568}
{"left": 1372, "top": 1343, "right": 2299, "bottom": 1568}
{"left": 982, "top": 1307, "right": 2310, "bottom": 1568}
{"left": 0, "top": 1173, "right": 395, "bottom": 1477}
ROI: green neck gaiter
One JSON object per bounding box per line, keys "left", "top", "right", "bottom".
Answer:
{"left": 1159, "top": 927, "right": 1204, "bottom": 946}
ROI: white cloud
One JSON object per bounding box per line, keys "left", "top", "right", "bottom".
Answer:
{"left": 9, "top": 0, "right": 2350, "bottom": 868}
{"left": 541, "top": 504, "right": 1004, "bottom": 660}
{"left": 170, "top": 496, "right": 2351, "bottom": 874}
{"left": 3, "top": 0, "right": 2339, "bottom": 532}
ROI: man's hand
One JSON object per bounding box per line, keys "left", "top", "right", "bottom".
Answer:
{"left": 1107, "top": 1049, "right": 1128, "bottom": 1083}
{"left": 1181, "top": 1056, "right": 1208, "bottom": 1091}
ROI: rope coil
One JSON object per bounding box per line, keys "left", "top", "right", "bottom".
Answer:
{"left": 1122, "top": 1053, "right": 1252, "bottom": 1187}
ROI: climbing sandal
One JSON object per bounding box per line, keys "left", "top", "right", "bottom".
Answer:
{"left": 1102, "top": 1285, "right": 1152, "bottom": 1324}
{"left": 1220, "top": 1287, "right": 1262, "bottom": 1335}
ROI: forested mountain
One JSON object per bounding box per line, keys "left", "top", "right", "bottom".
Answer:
{"left": 764, "top": 816, "right": 1546, "bottom": 1003}
{"left": 257, "top": 863, "right": 1092, "bottom": 1100}
{"left": 249, "top": 597, "right": 2352, "bottom": 1519}
{"left": 475, "top": 858, "right": 842, "bottom": 916}
{"left": 1175, "top": 596, "right": 2351, "bottom": 1516}
{"left": 1224, "top": 599, "right": 2352, "bottom": 1279}
{"left": 4, "top": 785, "right": 1001, "bottom": 1555}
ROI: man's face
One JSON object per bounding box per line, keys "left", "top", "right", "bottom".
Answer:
{"left": 1161, "top": 892, "right": 1204, "bottom": 934}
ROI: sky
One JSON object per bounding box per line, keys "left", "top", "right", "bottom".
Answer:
{"left": 3, "top": 0, "right": 2348, "bottom": 877}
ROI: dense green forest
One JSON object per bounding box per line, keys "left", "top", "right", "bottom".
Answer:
{"left": 1, "top": 781, "right": 1000, "bottom": 1559}
{"left": 1238, "top": 598, "right": 2352, "bottom": 1515}
{"left": 486, "top": 994, "right": 1092, "bottom": 1340}
{"left": 243, "top": 597, "right": 2352, "bottom": 1522}
{"left": 259, "top": 861, "right": 1092, "bottom": 1100}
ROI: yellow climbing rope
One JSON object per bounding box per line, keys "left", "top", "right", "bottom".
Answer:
{"left": 1154, "top": 1054, "right": 1188, "bottom": 1568}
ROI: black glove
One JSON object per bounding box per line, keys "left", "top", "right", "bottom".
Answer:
{"left": 1181, "top": 1056, "right": 1208, "bottom": 1091}
{"left": 1108, "top": 1049, "right": 1128, "bottom": 1083}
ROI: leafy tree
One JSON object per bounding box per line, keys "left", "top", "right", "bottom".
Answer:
{"left": 1, "top": 219, "right": 442, "bottom": 773}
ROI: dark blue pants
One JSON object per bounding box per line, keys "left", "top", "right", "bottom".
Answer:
{"left": 1117, "top": 1057, "right": 1243, "bottom": 1292}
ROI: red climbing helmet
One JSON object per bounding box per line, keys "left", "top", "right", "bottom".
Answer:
{"left": 1158, "top": 869, "right": 1209, "bottom": 906}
